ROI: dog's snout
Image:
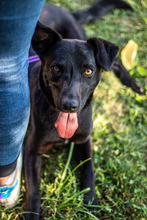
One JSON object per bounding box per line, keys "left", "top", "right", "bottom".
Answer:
{"left": 61, "top": 98, "right": 79, "bottom": 112}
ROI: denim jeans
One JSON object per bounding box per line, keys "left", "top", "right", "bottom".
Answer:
{"left": 0, "top": 0, "right": 45, "bottom": 176}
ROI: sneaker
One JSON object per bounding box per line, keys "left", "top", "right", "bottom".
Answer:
{"left": 0, "top": 147, "right": 23, "bottom": 208}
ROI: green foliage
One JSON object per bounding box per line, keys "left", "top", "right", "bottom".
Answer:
{"left": 1, "top": 0, "right": 147, "bottom": 219}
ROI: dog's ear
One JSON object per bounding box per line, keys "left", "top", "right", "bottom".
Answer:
{"left": 32, "top": 21, "right": 62, "bottom": 57}
{"left": 87, "top": 37, "right": 119, "bottom": 71}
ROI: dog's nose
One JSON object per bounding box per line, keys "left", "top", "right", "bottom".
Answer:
{"left": 61, "top": 98, "right": 79, "bottom": 112}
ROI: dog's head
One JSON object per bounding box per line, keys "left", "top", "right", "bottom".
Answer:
{"left": 32, "top": 22, "right": 119, "bottom": 139}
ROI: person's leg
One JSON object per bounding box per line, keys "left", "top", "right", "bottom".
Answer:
{"left": 0, "top": 177, "right": 9, "bottom": 185}
{"left": 0, "top": 0, "right": 45, "bottom": 207}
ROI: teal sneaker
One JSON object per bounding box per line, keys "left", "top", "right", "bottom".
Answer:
{"left": 0, "top": 148, "right": 22, "bottom": 208}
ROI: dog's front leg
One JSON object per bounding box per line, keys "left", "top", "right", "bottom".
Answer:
{"left": 24, "top": 146, "right": 42, "bottom": 220}
{"left": 74, "top": 138, "right": 98, "bottom": 209}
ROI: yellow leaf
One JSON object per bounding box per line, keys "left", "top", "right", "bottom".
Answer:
{"left": 121, "top": 40, "right": 138, "bottom": 70}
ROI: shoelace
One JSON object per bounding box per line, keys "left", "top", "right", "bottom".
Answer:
{"left": 0, "top": 180, "right": 18, "bottom": 199}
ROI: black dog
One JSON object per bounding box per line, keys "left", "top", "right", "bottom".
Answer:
{"left": 25, "top": 21, "right": 118, "bottom": 219}
{"left": 24, "top": 1, "right": 142, "bottom": 219}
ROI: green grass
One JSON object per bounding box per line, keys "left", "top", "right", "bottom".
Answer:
{"left": 0, "top": 0, "right": 147, "bottom": 219}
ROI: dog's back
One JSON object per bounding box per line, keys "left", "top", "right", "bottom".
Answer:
{"left": 39, "top": 0, "right": 132, "bottom": 40}
{"left": 39, "top": 4, "right": 87, "bottom": 40}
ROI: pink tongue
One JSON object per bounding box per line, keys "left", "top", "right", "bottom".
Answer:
{"left": 54, "top": 112, "right": 78, "bottom": 139}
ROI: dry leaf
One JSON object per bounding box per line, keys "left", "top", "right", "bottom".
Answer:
{"left": 121, "top": 40, "right": 138, "bottom": 70}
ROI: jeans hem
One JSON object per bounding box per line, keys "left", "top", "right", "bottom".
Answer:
{"left": 0, "top": 158, "right": 17, "bottom": 177}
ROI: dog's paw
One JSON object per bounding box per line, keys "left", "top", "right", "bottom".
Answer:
{"left": 112, "top": 59, "right": 144, "bottom": 95}
{"left": 23, "top": 212, "right": 40, "bottom": 220}
{"left": 131, "top": 80, "right": 144, "bottom": 95}
{"left": 84, "top": 191, "right": 99, "bottom": 212}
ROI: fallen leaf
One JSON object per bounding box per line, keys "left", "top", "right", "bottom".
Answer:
{"left": 121, "top": 40, "right": 138, "bottom": 70}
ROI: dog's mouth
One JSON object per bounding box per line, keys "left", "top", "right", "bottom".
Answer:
{"left": 54, "top": 112, "right": 78, "bottom": 139}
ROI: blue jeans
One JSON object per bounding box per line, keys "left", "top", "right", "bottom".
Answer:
{"left": 0, "top": 0, "right": 45, "bottom": 177}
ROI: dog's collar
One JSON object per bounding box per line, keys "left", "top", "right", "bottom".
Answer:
{"left": 28, "top": 55, "right": 40, "bottom": 63}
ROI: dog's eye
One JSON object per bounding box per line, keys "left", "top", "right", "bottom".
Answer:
{"left": 85, "top": 68, "right": 93, "bottom": 76}
{"left": 53, "top": 66, "right": 60, "bottom": 72}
